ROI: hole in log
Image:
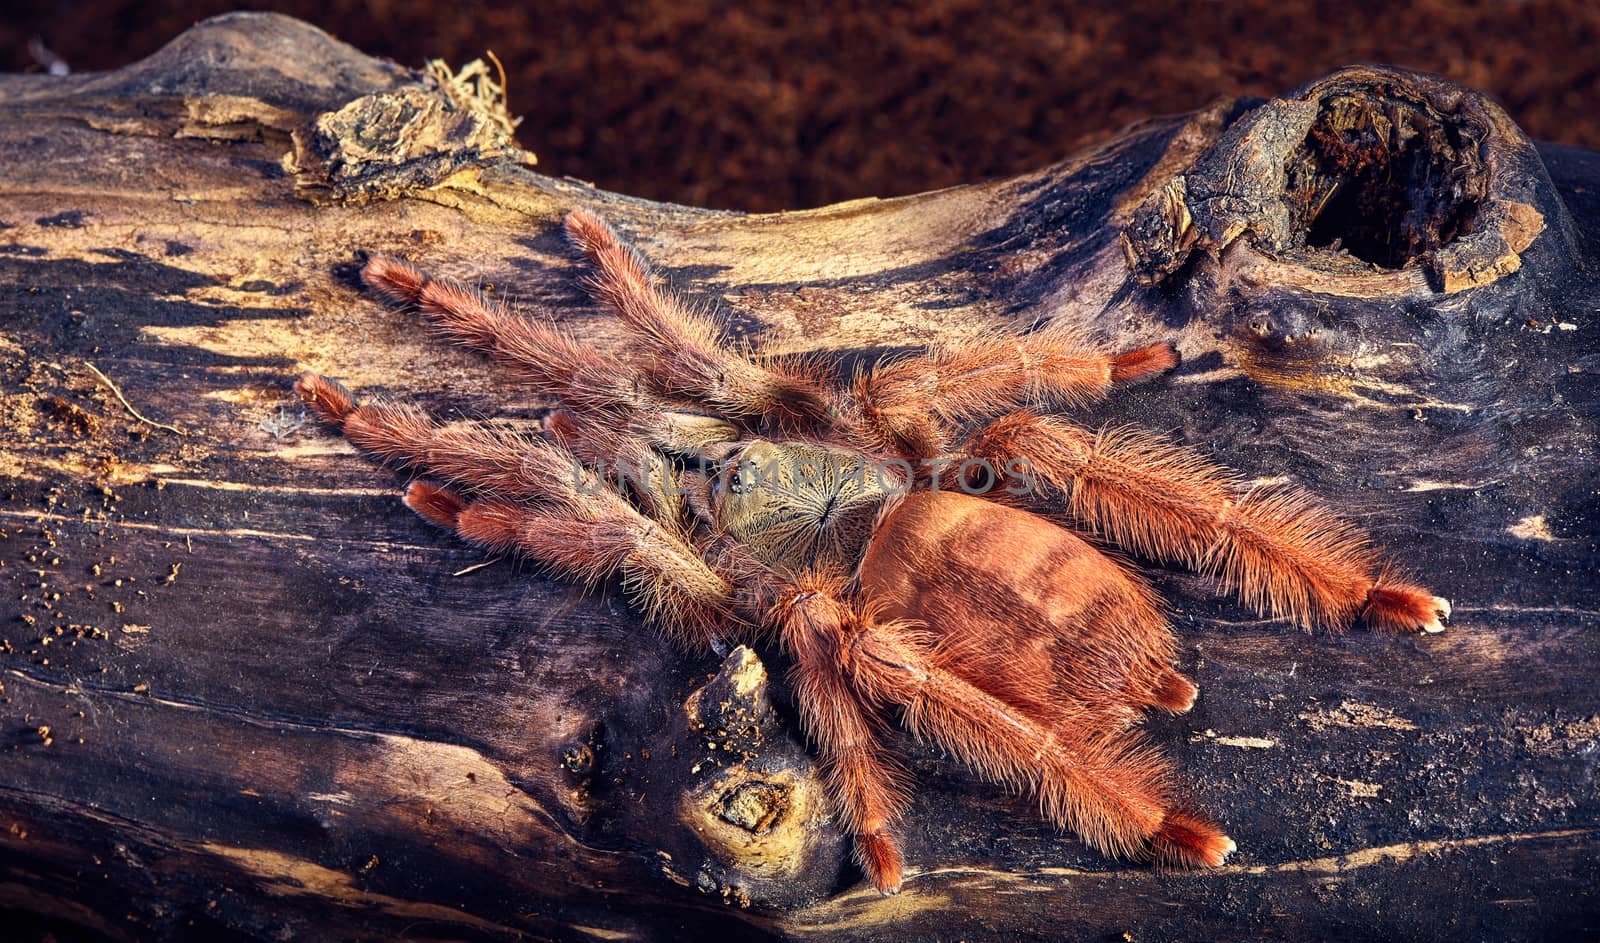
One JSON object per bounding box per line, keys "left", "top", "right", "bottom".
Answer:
{"left": 1286, "top": 91, "right": 1487, "bottom": 269}
{"left": 1122, "top": 66, "right": 1566, "bottom": 293}
{"left": 716, "top": 781, "right": 789, "bottom": 834}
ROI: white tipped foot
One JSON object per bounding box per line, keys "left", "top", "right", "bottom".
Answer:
{"left": 1156, "top": 672, "right": 1199, "bottom": 714}
{"left": 1172, "top": 682, "right": 1199, "bottom": 714}
{"left": 1422, "top": 596, "right": 1452, "bottom": 634}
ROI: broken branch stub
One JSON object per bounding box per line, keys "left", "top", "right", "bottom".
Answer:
{"left": 1122, "top": 65, "right": 1583, "bottom": 295}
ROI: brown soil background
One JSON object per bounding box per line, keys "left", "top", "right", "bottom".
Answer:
{"left": 3, "top": 1, "right": 1597, "bottom": 212}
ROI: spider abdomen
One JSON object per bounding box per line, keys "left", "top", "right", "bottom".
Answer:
{"left": 858, "top": 491, "right": 1197, "bottom": 726}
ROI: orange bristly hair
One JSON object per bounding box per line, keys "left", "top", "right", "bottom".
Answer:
{"left": 852, "top": 492, "right": 1231, "bottom": 866}
{"left": 775, "top": 576, "right": 911, "bottom": 894}
{"left": 969, "top": 411, "right": 1444, "bottom": 631}
{"left": 564, "top": 209, "right": 834, "bottom": 432}
{"left": 856, "top": 334, "right": 1177, "bottom": 457}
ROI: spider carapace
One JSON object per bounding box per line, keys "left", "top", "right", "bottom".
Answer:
{"left": 295, "top": 209, "right": 1451, "bottom": 894}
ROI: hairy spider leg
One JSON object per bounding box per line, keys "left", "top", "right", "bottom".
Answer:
{"left": 297, "top": 374, "right": 563, "bottom": 498}
{"left": 294, "top": 373, "right": 687, "bottom": 521}
{"left": 295, "top": 373, "right": 737, "bottom": 644}
{"left": 967, "top": 412, "right": 1452, "bottom": 632}
{"left": 359, "top": 256, "right": 734, "bottom": 523}
{"left": 563, "top": 209, "right": 836, "bottom": 432}
{"left": 855, "top": 329, "right": 1179, "bottom": 457}
{"left": 406, "top": 481, "right": 739, "bottom": 643}
{"left": 840, "top": 616, "right": 1236, "bottom": 868}
{"left": 775, "top": 579, "right": 913, "bottom": 895}
{"left": 361, "top": 254, "right": 642, "bottom": 416}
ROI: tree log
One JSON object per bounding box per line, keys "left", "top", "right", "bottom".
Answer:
{"left": 1, "top": 13, "right": 1596, "bottom": 942}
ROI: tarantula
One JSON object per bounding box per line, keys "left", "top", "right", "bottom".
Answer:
{"left": 295, "top": 209, "right": 1451, "bottom": 894}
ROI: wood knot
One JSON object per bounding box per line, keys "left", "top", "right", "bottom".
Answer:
{"left": 1123, "top": 65, "right": 1572, "bottom": 295}
{"left": 561, "top": 743, "right": 595, "bottom": 776}
{"left": 287, "top": 69, "right": 534, "bottom": 205}
{"left": 716, "top": 781, "right": 789, "bottom": 834}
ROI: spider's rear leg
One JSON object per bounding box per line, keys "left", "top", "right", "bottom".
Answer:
{"left": 967, "top": 412, "right": 1452, "bottom": 633}
{"left": 842, "top": 616, "right": 1235, "bottom": 868}
{"left": 856, "top": 330, "right": 1177, "bottom": 456}
{"left": 563, "top": 209, "right": 836, "bottom": 433}
{"left": 775, "top": 579, "right": 912, "bottom": 895}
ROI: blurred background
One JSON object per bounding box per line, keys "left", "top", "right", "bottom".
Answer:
{"left": 3, "top": 1, "right": 1597, "bottom": 212}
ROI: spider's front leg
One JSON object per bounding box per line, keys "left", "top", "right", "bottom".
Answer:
{"left": 854, "top": 328, "right": 1177, "bottom": 456}
{"left": 360, "top": 253, "right": 641, "bottom": 420}
{"left": 967, "top": 411, "right": 1452, "bottom": 633}
{"left": 295, "top": 374, "right": 737, "bottom": 642}
{"left": 358, "top": 253, "right": 730, "bottom": 518}
{"left": 563, "top": 209, "right": 835, "bottom": 432}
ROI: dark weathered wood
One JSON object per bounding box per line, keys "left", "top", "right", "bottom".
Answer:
{"left": 0, "top": 13, "right": 1596, "bottom": 942}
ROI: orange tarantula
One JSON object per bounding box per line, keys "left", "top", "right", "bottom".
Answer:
{"left": 295, "top": 209, "right": 1451, "bottom": 894}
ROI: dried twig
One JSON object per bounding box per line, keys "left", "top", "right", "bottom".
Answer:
{"left": 426, "top": 53, "right": 525, "bottom": 140}
{"left": 84, "top": 362, "right": 187, "bottom": 436}
{"left": 452, "top": 558, "right": 504, "bottom": 577}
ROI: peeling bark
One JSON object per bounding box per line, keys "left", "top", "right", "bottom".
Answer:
{"left": 0, "top": 13, "right": 1596, "bottom": 942}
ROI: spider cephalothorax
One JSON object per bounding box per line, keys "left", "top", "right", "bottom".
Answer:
{"left": 295, "top": 209, "right": 1451, "bottom": 894}
{"left": 703, "top": 439, "right": 897, "bottom": 572}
